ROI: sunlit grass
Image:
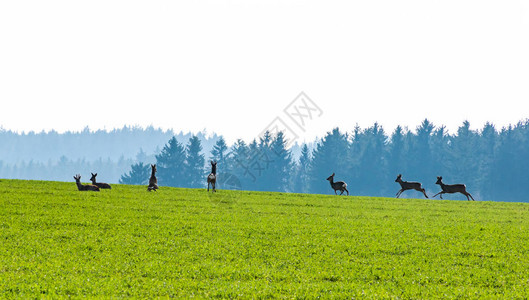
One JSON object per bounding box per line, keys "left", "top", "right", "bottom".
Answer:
{"left": 1, "top": 179, "right": 529, "bottom": 298}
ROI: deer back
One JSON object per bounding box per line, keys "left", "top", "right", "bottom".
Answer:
{"left": 442, "top": 183, "right": 466, "bottom": 193}
{"left": 401, "top": 180, "right": 422, "bottom": 190}
{"left": 332, "top": 181, "right": 347, "bottom": 190}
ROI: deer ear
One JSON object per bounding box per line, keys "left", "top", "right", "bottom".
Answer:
{"left": 332, "top": 173, "right": 335, "bottom": 176}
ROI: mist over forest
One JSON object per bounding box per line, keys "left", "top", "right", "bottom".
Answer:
{"left": 1, "top": 119, "right": 529, "bottom": 202}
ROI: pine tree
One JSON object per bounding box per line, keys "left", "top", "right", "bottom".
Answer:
{"left": 185, "top": 135, "right": 206, "bottom": 188}
{"left": 309, "top": 128, "right": 350, "bottom": 194}
{"left": 476, "top": 122, "right": 497, "bottom": 199}
{"left": 408, "top": 119, "right": 435, "bottom": 180}
{"left": 227, "top": 139, "right": 251, "bottom": 190}
{"left": 449, "top": 121, "right": 479, "bottom": 189}
{"left": 388, "top": 125, "right": 408, "bottom": 179}
{"left": 210, "top": 136, "right": 229, "bottom": 167}
{"left": 293, "top": 143, "right": 312, "bottom": 193}
{"left": 119, "top": 162, "right": 150, "bottom": 185}
{"left": 356, "top": 123, "right": 388, "bottom": 196}
{"left": 268, "top": 132, "right": 293, "bottom": 192}
{"left": 155, "top": 136, "right": 186, "bottom": 187}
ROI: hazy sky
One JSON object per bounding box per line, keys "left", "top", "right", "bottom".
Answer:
{"left": 1, "top": 0, "right": 528, "bottom": 144}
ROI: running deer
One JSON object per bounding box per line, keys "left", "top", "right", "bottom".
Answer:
{"left": 90, "top": 173, "right": 111, "bottom": 189}
{"left": 326, "top": 173, "right": 349, "bottom": 195}
{"left": 73, "top": 174, "right": 100, "bottom": 191}
{"left": 207, "top": 160, "right": 217, "bottom": 192}
{"left": 433, "top": 176, "right": 475, "bottom": 201}
{"left": 148, "top": 164, "right": 159, "bottom": 192}
{"left": 395, "top": 174, "right": 428, "bottom": 198}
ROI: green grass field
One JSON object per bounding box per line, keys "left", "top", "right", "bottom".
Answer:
{"left": 1, "top": 179, "right": 529, "bottom": 298}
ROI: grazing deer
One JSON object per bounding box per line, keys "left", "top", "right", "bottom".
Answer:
{"left": 148, "top": 164, "right": 159, "bottom": 192}
{"left": 207, "top": 161, "right": 217, "bottom": 192}
{"left": 395, "top": 174, "right": 428, "bottom": 198}
{"left": 433, "top": 176, "right": 475, "bottom": 201}
{"left": 90, "top": 173, "right": 111, "bottom": 189}
{"left": 73, "top": 174, "right": 100, "bottom": 191}
{"left": 326, "top": 173, "right": 349, "bottom": 195}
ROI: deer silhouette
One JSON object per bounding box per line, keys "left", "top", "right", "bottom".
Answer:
{"left": 148, "top": 164, "right": 159, "bottom": 192}
{"left": 73, "top": 174, "right": 100, "bottom": 191}
{"left": 433, "top": 176, "right": 475, "bottom": 201}
{"left": 326, "top": 173, "right": 349, "bottom": 195}
{"left": 207, "top": 161, "right": 217, "bottom": 192}
{"left": 90, "top": 173, "right": 111, "bottom": 189}
{"left": 395, "top": 174, "right": 428, "bottom": 198}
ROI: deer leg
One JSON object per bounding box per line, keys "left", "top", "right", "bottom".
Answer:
{"left": 207, "top": 182, "right": 210, "bottom": 192}
{"left": 421, "top": 188, "right": 429, "bottom": 198}
{"left": 396, "top": 189, "right": 404, "bottom": 198}
{"left": 340, "top": 189, "right": 344, "bottom": 195}
{"left": 463, "top": 192, "right": 474, "bottom": 201}
{"left": 432, "top": 191, "right": 442, "bottom": 199}
{"left": 213, "top": 182, "right": 216, "bottom": 192}
{"left": 334, "top": 190, "right": 337, "bottom": 195}
{"left": 344, "top": 188, "right": 349, "bottom": 196}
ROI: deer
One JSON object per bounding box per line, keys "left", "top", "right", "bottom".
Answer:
{"left": 73, "top": 174, "right": 100, "bottom": 191}
{"left": 433, "top": 176, "right": 475, "bottom": 201}
{"left": 207, "top": 160, "right": 217, "bottom": 192}
{"left": 90, "top": 173, "right": 111, "bottom": 189}
{"left": 395, "top": 174, "right": 428, "bottom": 198}
{"left": 326, "top": 173, "right": 349, "bottom": 195}
{"left": 147, "top": 164, "right": 159, "bottom": 192}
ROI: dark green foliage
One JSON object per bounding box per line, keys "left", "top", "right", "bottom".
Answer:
{"left": 185, "top": 136, "right": 205, "bottom": 188}
{"left": 292, "top": 144, "right": 311, "bottom": 193}
{"left": 210, "top": 136, "right": 228, "bottom": 167}
{"left": 119, "top": 162, "right": 150, "bottom": 185}
{"left": 155, "top": 137, "right": 186, "bottom": 187}
{"left": 308, "top": 128, "right": 350, "bottom": 194}
{"left": 268, "top": 132, "right": 292, "bottom": 192}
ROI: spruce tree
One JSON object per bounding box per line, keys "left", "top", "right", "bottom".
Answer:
{"left": 119, "top": 162, "right": 150, "bottom": 185}
{"left": 269, "top": 132, "right": 293, "bottom": 192}
{"left": 308, "top": 128, "right": 350, "bottom": 194}
{"left": 227, "top": 139, "right": 251, "bottom": 190}
{"left": 210, "top": 136, "right": 229, "bottom": 168}
{"left": 293, "top": 143, "right": 311, "bottom": 193}
{"left": 185, "top": 135, "right": 206, "bottom": 188}
{"left": 155, "top": 136, "right": 186, "bottom": 187}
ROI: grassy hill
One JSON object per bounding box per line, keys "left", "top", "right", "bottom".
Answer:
{"left": 1, "top": 179, "right": 529, "bottom": 298}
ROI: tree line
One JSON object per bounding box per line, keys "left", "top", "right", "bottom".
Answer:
{"left": 120, "top": 119, "right": 529, "bottom": 202}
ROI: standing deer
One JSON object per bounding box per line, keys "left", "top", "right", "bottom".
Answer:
{"left": 147, "top": 164, "right": 159, "bottom": 192}
{"left": 207, "top": 161, "right": 217, "bottom": 192}
{"left": 326, "top": 173, "right": 349, "bottom": 195}
{"left": 73, "top": 174, "right": 100, "bottom": 191}
{"left": 395, "top": 174, "right": 428, "bottom": 198}
{"left": 433, "top": 176, "right": 475, "bottom": 201}
{"left": 90, "top": 173, "right": 111, "bottom": 189}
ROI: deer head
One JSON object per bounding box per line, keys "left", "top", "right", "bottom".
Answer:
{"left": 90, "top": 173, "right": 97, "bottom": 182}
{"left": 436, "top": 176, "right": 443, "bottom": 185}
{"left": 395, "top": 174, "right": 402, "bottom": 182}
{"left": 326, "top": 173, "right": 335, "bottom": 181}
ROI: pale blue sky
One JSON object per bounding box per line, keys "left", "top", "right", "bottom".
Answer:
{"left": 1, "top": 0, "right": 528, "bottom": 144}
